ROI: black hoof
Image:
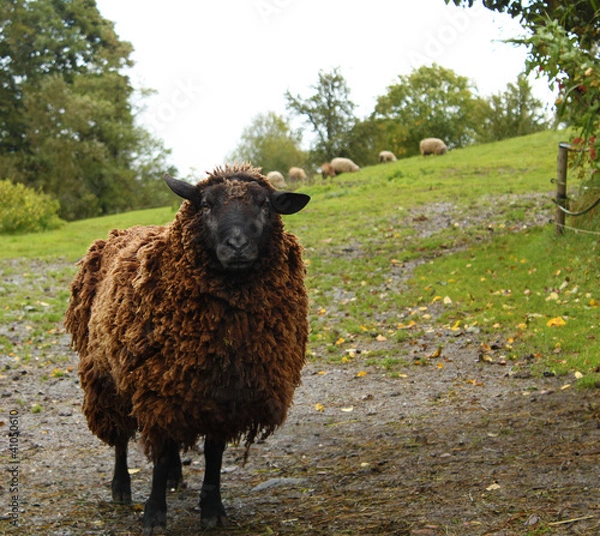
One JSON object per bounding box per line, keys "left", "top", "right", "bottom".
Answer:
{"left": 111, "top": 477, "right": 132, "bottom": 504}
{"left": 200, "top": 486, "right": 227, "bottom": 528}
{"left": 143, "top": 499, "right": 167, "bottom": 536}
{"left": 201, "top": 512, "right": 228, "bottom": 528}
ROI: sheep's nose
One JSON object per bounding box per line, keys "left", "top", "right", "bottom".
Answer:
{"left": 226, "top": 232, "right": 249, "bottom": 253}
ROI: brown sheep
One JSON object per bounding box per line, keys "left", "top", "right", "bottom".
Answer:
{"left": 419, "top": 138, "right": 448, "bottom": 156}
{"left": 320, "top": 162, "right": 336, "bottom": 179}
{"left": 64, "top": 164, "right": 310, "bottom": 534}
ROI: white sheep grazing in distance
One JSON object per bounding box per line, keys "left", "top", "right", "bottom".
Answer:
{"left": 266, "top": 171, "right": 287, "bottom": 189}
{"left": 331, "top": 157, "right": 360, "bottom": 174}
{"left": 419, "top": 138, "right": 448, "bottom": 156}
{"left": 378, "top": 150, "right": 397, "bottom": 163}
{"left": 288, "top": 167, "right": 307, "bottom": 181}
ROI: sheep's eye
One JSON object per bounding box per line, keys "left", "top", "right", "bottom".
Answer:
{"left": 200, "top": 200, "right": 212, "bottom": 211}
{"left": 259, "top": 195, "right": 270, "bottom": 209}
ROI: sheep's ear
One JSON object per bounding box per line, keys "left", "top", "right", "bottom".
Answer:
{"left": 164, "top": 174, "right": 200, "bottom": 205}
{"left": 270, "top": 191, "right": 310, "bottom": 214}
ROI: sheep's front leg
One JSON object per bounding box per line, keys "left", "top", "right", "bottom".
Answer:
{"left": 143, "top": 440, "right": 179, "bottom": 535}
{"left": 200, "top": 437, "right": 227, "bottom": 527}
{"left": 111, "top": 441, "right": 131, "bottom": 503}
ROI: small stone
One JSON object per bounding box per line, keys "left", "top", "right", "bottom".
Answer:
{"left": 251, "top": 477, "right": 305, "bottom": 492}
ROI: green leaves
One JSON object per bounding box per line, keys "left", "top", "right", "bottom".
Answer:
{"left": 0, "top": 179, "right": 63, "bottom": 234}
{"left": 373, "top": 63, "right": 481, "bottom": 154}
{"left": 227, "top": 112, "right": 307, "bottom": 175}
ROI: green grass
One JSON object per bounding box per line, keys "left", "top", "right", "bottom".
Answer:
{"left": 2, "top": 129, "right": 599, "bottom": 386}
{"left": 0, "top": 206, "right": 175, "bottom": 261}
{"left": 404, "top": 228, "right": 599, "bottom": 382}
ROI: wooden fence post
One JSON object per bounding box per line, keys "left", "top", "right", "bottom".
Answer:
{"left": 555, "top": 142, "right": 569, "bottom": 234}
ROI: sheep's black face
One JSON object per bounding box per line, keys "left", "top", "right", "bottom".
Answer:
{"left": 164, "top": 173, "right": 310, "bottom": 272}
{"left": 202, "top": 181, "right": 270, "bottom": 271}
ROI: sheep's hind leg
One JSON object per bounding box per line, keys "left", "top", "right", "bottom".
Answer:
{"left": 200, "top": 437, "right": 227, "bottom": 527}
{"left": 143, "top": 440, "right": 179, "bottom": 535}
{"left": 166, "top": 447, "right": 182, "bottom": 491}
{"left": 111, "top": 441, "right": 132, "bottom": 503}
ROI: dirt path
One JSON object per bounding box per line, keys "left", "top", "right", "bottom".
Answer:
{"left": 2, "top": 194, "right": 600, "bottom": 536}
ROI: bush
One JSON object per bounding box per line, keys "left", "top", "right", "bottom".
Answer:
{"left": 0, "top": 179, "right": 64, "bottom": 234}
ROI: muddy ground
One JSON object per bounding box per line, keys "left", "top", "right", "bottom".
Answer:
{"left": 1, "top": 193, "right": 600, "bottom": 536}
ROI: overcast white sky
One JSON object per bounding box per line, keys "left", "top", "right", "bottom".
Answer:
{"left": 95, "top": 0, "right": 554, "bottom": 177}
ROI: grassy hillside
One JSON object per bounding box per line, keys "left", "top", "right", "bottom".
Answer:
{"left": 1, "top": 129, "right": 598, "bottom": 385}
{"left": 0, "top": 129, "right": 566, "bottom": 261}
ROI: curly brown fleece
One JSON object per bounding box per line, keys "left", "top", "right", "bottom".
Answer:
{"left": 65, "top": 165, "right": 309, "bottom": 460}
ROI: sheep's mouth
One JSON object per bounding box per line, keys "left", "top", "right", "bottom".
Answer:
{"left": 222, "top": 259, "right": 255, "bottom": 272}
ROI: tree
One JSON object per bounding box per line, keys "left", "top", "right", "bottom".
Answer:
{"left": 444, "top": 1, "right": 599, "bottom": 50}
{"left": 476, "top": 74, "right": 550, "bottom": 143}
{"left": 0, "top": 0, "right": 174, "bottom": 220}
{"left": 0, "top": 0, "right": 132, "bottom": 155}
{"left": 285, "top": 67, "right": 356, "bottom": 165}
{"left": 227, "top": 112, "right": 307, "bottom": 174}
{"left": 373, "top": 64, "right": 482, "bottom": 156}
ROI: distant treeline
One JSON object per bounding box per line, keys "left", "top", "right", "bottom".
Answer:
{"left": 228, "top": 65, "right": 552, "bottom": 176}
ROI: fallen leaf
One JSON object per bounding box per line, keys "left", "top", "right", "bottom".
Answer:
{"left": 486, "top": 483, "right": 501, "bottom": 491}
{"left": 466, "top": 379, "right": 484, "bottom": 386}
{"left": 340, "top": 407, "right": 354, "bottom": 412}
{"left": 356, "top": 371, "right": 367, "bottom": 378}
{"left": 428, "top": 347, "right": 442, "bottom": 359}
{"left": 547, "top": 316, "right": 566, "bottom": 327}
{"left": 443, "top": 296, "right": 452, "bottom": 305}
{"left": 376, "top": 334, "right": 387, "bottom": 342}
{"left": 314, "top": 403, "right": 325, "bottom": 412}
{"left": 574, "top": 371, "right": 583, "bottom": 379}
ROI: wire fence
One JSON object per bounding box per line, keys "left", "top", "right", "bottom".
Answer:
{"left": 552, "top": 142, "right": 600, "bottom": 235}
